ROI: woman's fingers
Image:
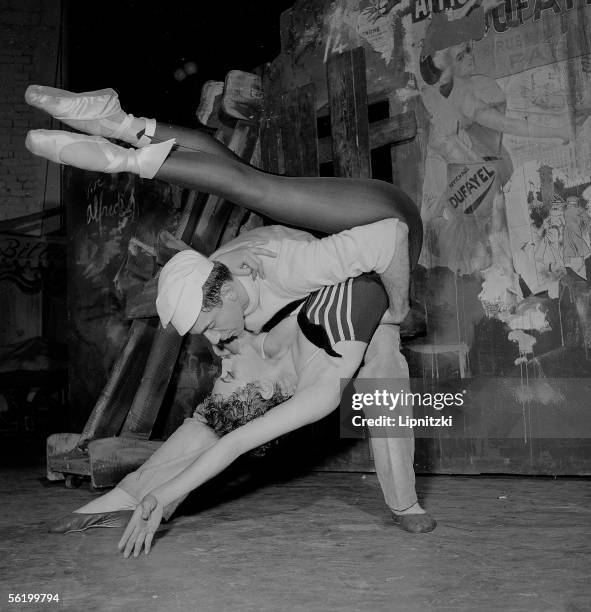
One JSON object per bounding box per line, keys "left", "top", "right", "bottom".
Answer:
{"left": 118, "top": 512, "right": 139, "bottom": 551}
{"left": 133, "top": 532, "right": 145, "bottom": 558}
{"left": 144, "top": 531, "right": 155, "bottom": 555}
{"left": 116, "top": 499, "right": 160, "bottom": 558}
{"left": 122, "top": 526, "right": 140, "bottom": 558}
{"left": 124, "top": 527, "right": 143, "bottom": 558}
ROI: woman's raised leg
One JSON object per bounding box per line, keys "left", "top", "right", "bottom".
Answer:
{"left": 157, "top": 150, "right": 422, "bottom": 267}
{"left": 25, "top": 85, "right": 422, "bottom": 262}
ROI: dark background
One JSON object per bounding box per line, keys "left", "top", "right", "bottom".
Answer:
{"left": 67, "top": 0, "right": 294, "bottom": 126}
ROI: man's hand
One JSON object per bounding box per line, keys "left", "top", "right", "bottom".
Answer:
{"left": 378, "top": 221, "right": 410, "bottom": 325}
{"left": 380, "top": 305, "right": 410, "bottom": 326}
{"left": 117, "top": 494, "right": 163, "bottom": 558}
{"left": 212, "top": 241, "right": 277, "bottom": 279}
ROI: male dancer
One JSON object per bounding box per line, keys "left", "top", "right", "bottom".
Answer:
{"left": 25, "top": 85, "right": 435, "bottom": 533}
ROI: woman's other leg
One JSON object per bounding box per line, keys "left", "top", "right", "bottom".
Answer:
{"left": 76, "top": 417, "right": 218, "bottom": 520}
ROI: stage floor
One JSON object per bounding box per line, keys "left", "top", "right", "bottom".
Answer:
{"left": 1, "top": 466, "right": 589, "bottom": 611}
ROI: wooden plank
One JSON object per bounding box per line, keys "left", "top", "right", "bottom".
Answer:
{"left": 196, "top": 80, "right": 224, "bottom": 129}
{"left": 46, "top": 433, "right": 83, "bottom": 479}
{"left": 119, "top": 324, "right": 182, "bottom": 438}
{"left": 46, "top": 433, "right": 91, "bottom": 477}
{"left": 125, "top": 279, "right": 158, "bottom": 319}
{"left": 218, "top": 206, "right": 249, "bottom": 247}
{"left": 317, "top": 110, "right": 416, "bottom": 165}
{"left": 326, "top": 47, "right": 371, "bottom": 178}
{"left": 259, "top": 66, "right": 283, "bottom": 174}
{"left": 222, "top": 70, "right": 263, "bottom": 123}
{"left": 280, "top": 83, "right": 319, "bottom": 176}
{"left": 78, "top": 318, "right": 156, "bottom": 444}
{"left": 389, "top": 95, "right": 429, "bottom": 212}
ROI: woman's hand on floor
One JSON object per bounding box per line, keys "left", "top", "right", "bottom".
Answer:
{"left": 118, "top": 494, "right": 163, "bottom": 558}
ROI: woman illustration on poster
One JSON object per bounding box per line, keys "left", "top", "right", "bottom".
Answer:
{"left": 417, "top": 39, "right": 571, "bottom": 306}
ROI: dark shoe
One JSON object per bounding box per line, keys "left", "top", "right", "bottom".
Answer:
{"left": 392, "top": 512, "right": 437, "bottom": 533}
{"left": 49, "top": 510, "right": 133, "bottom": 534}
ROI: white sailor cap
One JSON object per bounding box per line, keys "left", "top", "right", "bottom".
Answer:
{"left": 156, "top": 250, "right": 214, "bottom": 336}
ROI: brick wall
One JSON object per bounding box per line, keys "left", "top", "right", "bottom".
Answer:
{"left": 0, "top": 0, "right": 61, "bottom": 223}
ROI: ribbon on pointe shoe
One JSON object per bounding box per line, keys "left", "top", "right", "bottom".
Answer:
{"left": 49, "top": 510, "right": 134, "bottom": 534}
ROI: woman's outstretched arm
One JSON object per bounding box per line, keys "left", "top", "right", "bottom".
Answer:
{"left": 117, "top": 342, "right": 365, "bottom": 557}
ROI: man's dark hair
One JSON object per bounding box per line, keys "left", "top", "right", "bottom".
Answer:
{"left": 201, "top": 261, "right": 233, "bottom": 311}
{"left": 195, "top": 382, "right": 291, "bottom": 455}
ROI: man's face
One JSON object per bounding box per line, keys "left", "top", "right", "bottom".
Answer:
{"left": 190, "top": 285, "right": 245, "bottom": 346}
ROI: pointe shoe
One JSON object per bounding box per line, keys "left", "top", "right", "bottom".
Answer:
{"left": 25, "top": 129, "right": 175, "bottom": 179}
{"left": 49, "top": 510, "right": 133, "bottom": 534}
{"left": 25, "top": 85, "right": 156, "bottom": 147}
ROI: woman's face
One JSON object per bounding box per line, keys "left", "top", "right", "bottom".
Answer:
{"left": 212, "top": 344, "right": 270, "bottom": 398}
{"left": 211, "top": 343, "right": 296, "bottom": 400}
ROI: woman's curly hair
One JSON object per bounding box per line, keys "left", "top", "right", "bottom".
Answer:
{"left": 194, "top": 382, "right": 291, "bottom": 456}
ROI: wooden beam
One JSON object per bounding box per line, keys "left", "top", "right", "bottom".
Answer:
{"left": 326, "top": 47, "right": 371, "bottom": 178}
{"left": 318, "top": 110, "right": 416, "bottom": 165}
{"left": 389, "top": 97, "right": 428, "bottom": 211}
{"left": 119, "top": 324, "right": 183, "bottom": 438}
{"left": 280, "top": 83, "right": 319, "bottom": 176}
{"left": 125, "top": 279, "right": 157, "bottom": 319}
{"left": 222, "top": 70, "right": 263, "bottom": 123}
{"left": 259, "top": 66, "right": 283, "bottom": 174}
{"left": 196, "top": 80, "right": 224, "bottom": 129}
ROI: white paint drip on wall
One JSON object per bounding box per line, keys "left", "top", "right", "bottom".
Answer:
{"left": 508, "top": 329, "right": 536, "bottom": 365}
{"left": 505, "top": 302, "right": 551, "bottom": 332}
{"left": 477, "top": 265, "right": 520, "bottom": 318}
